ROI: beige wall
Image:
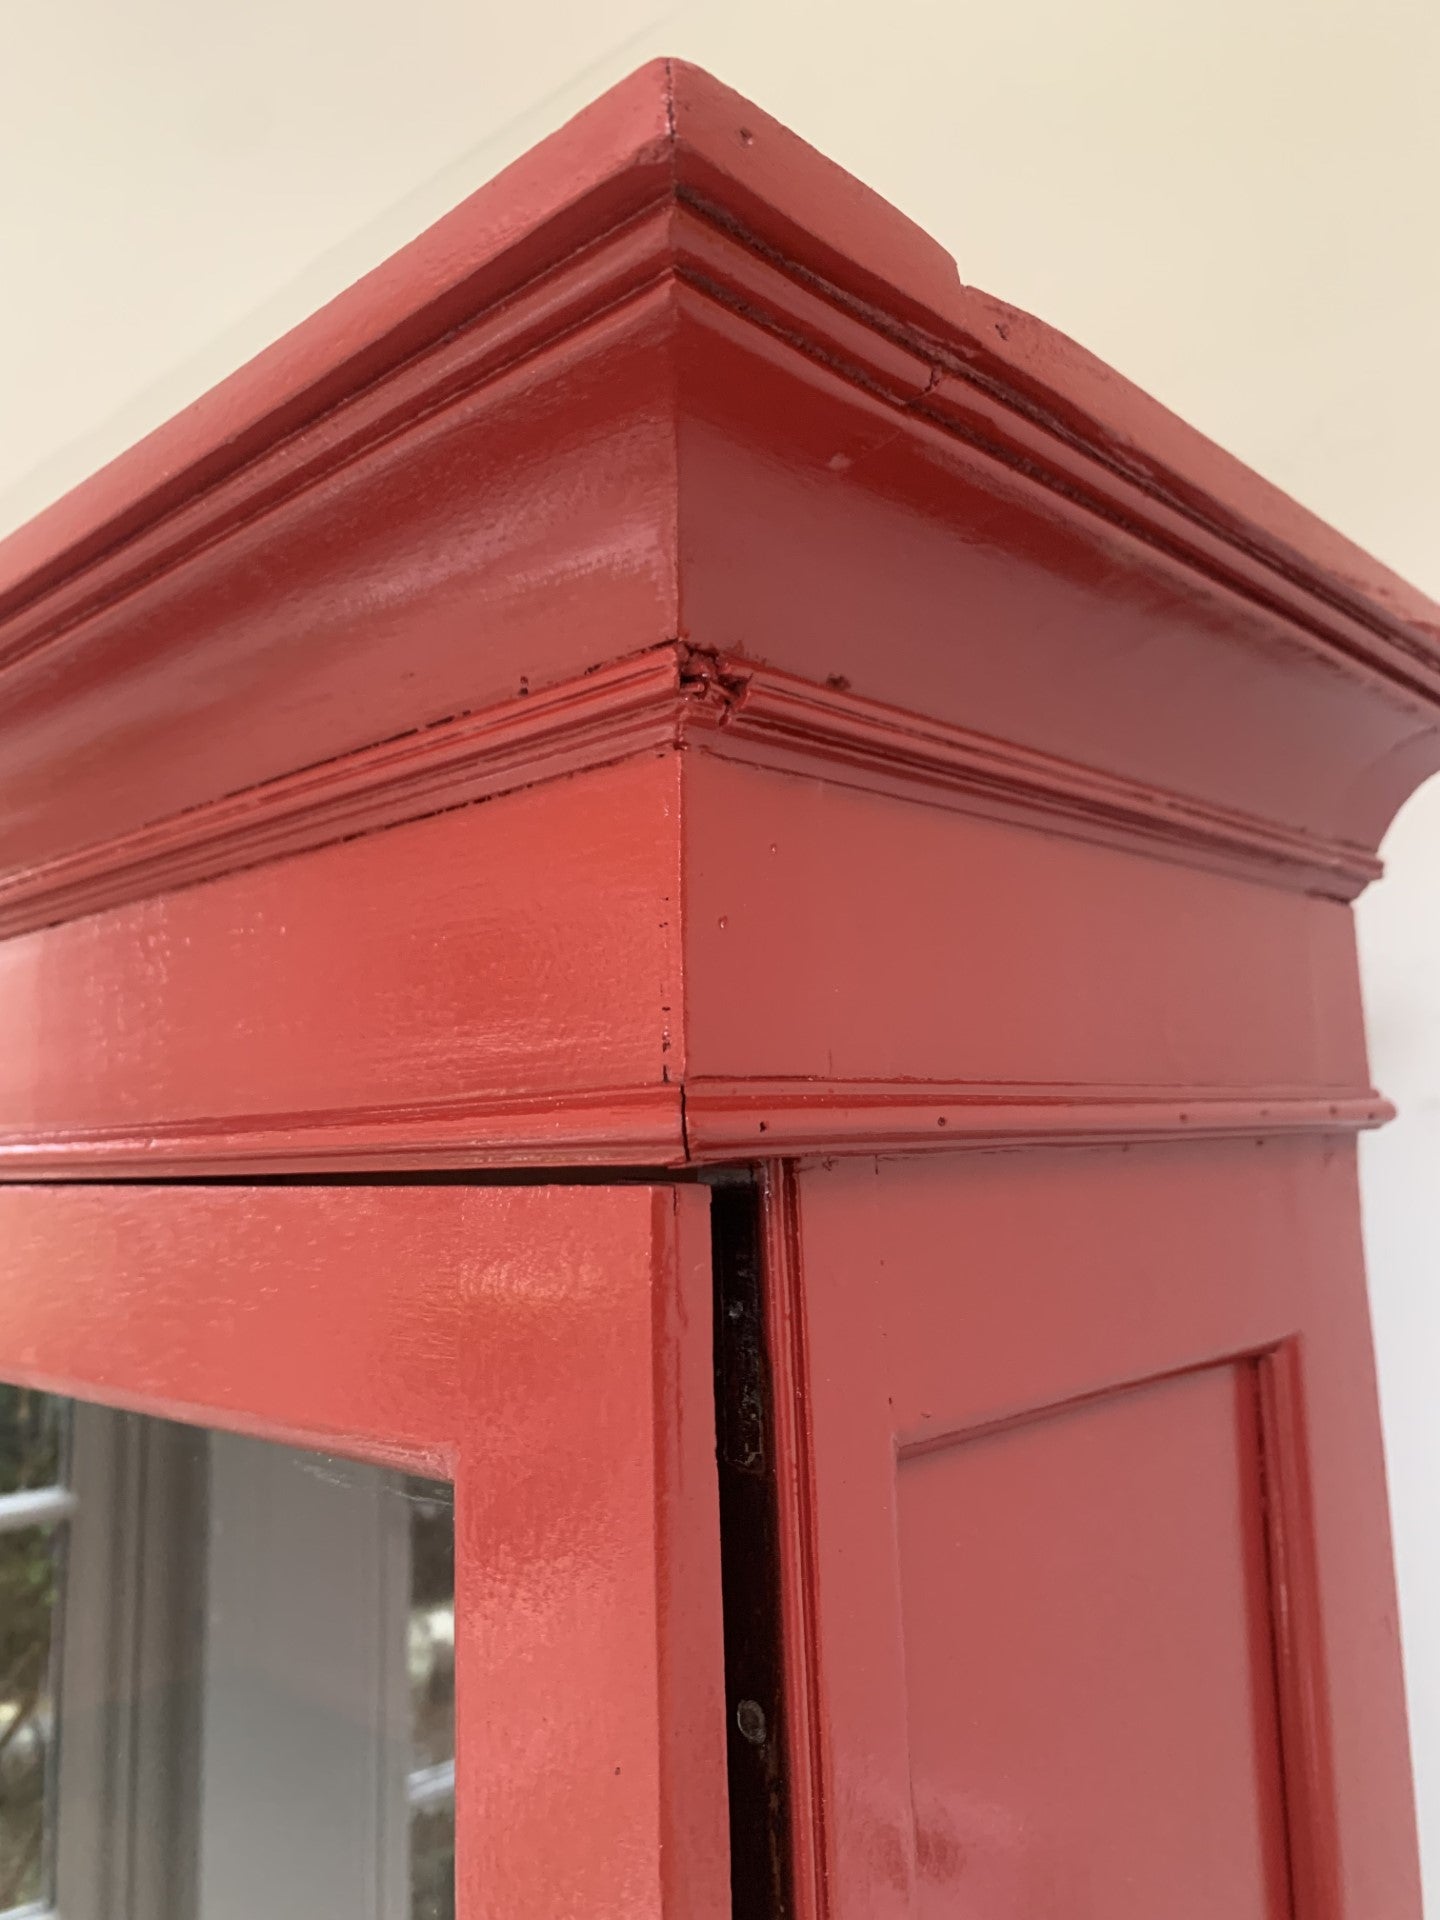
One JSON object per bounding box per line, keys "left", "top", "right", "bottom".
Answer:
{"left": 3, "top": 0, "right": 1438, "bottom": 1899}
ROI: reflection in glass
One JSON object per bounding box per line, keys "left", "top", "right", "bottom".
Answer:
{"left": 407, "top": 1479, "right": 456, "bottom": 1920}
{"left": 0, "top": 1388, "right": 454, "bottom": 1920}
{"left": 0, "top": 1386, "right": 65, "bottom": 1498}
{"left": 0, "top": 1385, "right": 72, "bottom": 1915}
{"left": 0, "top": 1527, "right": 60, "bottom": 1909}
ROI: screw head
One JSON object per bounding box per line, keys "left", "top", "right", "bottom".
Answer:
{"left": 735, "top": 1698, "right": 768, "bottom": 1746}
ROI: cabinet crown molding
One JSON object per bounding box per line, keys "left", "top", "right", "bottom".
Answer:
{"left": 3, "top": 59, "right": 1436, "bottom": 664}
{"left": 1, "top": 59, "right": 1439, "bottom": 881}
{"left": 0, "top": 61, "right": 1432, "bottom": 1175}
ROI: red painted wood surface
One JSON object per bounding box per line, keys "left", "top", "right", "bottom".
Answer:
{"left": 0, "top": 289, "right": 681, "bottom": 869}
{"left": 672, "top": 296, "right": 1436, "bottom": 846}
{"left": 0, "top": 52, "right": 1431, "bottom": 1920}
{"left": 769, "top": 1145, "right": 1418, "bottom": 1918}
{"left": 0, "top": 755, "right": 685, "bottom": 1172}
{"left": 0, "top": 1182, "right": 728, "bottom": 1920}
{"left": 899, "top": 1364, "right": 1290, "bottom": 1916}
{"left": 682, "top": 755, "right": 1371, "bottom": 1096}
{"left": 0, "top": 60, "right": 1430, "bottom": 1176}
{"left": 0, "top": 65, "right": 1436, "bottom": 893}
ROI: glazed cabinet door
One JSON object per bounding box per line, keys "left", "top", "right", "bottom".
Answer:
{"left": 0, "top": 1182, "right": 728, "bottom": 1920}
{"left": 773, "top": 1141, "right": 1419, "bottom": 1920}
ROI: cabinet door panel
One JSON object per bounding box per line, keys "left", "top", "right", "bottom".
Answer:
{"left": 0, "top": 1183, "right": 728, "bottom": 1920}
{"left": 900, "top": 1362, "right": 1288, "bottom": 1917}
{"left": 777, "top": 1142, "right": 1418, "bottom": 1920}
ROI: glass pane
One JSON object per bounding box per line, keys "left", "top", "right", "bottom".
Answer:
{"left": 0, "top": 1387, "right": 455, "bottom": 1920}
{"left": 0, "top": 1386, "right": 64, "bottom": 1495}
{"left": 0, "top": 1525, "right": 60, "bottom": 1910}
{"left": 410, "top": 1802, "right": 456, "bottom": 1920}
{"left": 406, "top": 1477, "right": 455, "bottom": 1920}
{"left": 408, "top": 1478, "right": 455, "bottom": 1771}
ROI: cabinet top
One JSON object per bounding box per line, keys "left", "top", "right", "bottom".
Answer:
{"left": 0, "top": 57, "right": 1438, "bottom": 931}
{"left": 0, "top": 60, "right": 1423, "bottom": 1174}
{"left": 0, "top": 56, "right": 1435, "bottom": 661}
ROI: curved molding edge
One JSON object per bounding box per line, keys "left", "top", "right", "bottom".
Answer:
{"left": 681, "top": 1078, "right": 1394, "bottom": 1160}
{"left": 3, "top": 187, "right": 1437, "bottom": 709}
{"left": 682, "top": 651, "right": 1380, "bottom": 900}
{"left": 0, "top": 1078, "right": 1390, "bottom": 1178}
{"left": 0, "top": 646, "right": 1380, "bottom": 941}
{"left": 0, "top": 1085, "right": 685, "bottom": 1179}
{"left": 0, "top": 650, "right": 686, "bottom": 938}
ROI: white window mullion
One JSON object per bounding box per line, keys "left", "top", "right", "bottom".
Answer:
{"left": 405, "top": 1758, "right": 455, "bottom": 1812}
{"left": 0, "top": 1490, "right": 76, "bottom": 1536}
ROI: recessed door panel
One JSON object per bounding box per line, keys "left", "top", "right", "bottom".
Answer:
{"left": 773, "top": 1142, "right": 1418, "bottom": 1919}
{"left": 899, "top": 1365, "right": 1289, "bottom": 1917}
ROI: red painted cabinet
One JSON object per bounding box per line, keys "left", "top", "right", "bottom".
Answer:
{"left": 0, "top": 1185, "right": 727, "bottom": 1918}
{"left": 0, "top": 57, "right": 1434, "bottom": 1920}
{"left": 778, "top": 1147, "right": 1407, "bottom": 1917}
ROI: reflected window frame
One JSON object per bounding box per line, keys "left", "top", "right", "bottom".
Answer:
{"left": 0, "top": 1388, "right": 74, "bottom": 1919}
{"left": 2, "top": 1393, "right": 455, "bottom": 1920}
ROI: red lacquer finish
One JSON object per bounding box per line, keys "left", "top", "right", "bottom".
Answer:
{"left": 0, "top": 1183, "right": 728, "bottom": 1920}
{"left": 773, "top": 1145, "right": 1413, "bottom": 1918}
{"left": 0, "top": 54, "right": 1434, "bottom": 1918}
